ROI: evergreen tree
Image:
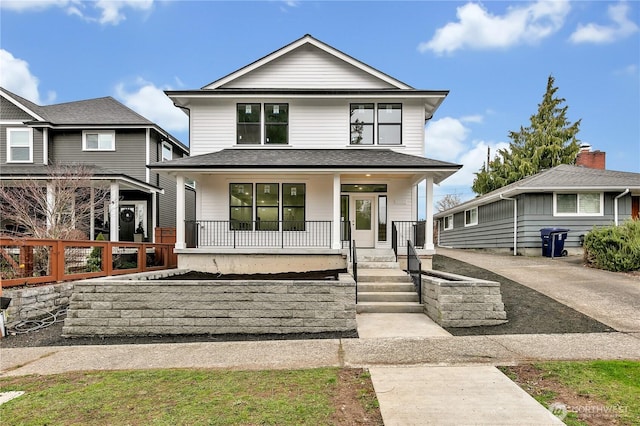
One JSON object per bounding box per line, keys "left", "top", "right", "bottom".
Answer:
{"left": 472, "top": 75, "right": 581, "bottom": 195}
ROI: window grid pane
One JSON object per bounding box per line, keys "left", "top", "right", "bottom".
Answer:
{"left": 350, "top": 104, "right": 374, "bottom": 145}
{"left": 283, "top": 183, "right": 305, "bottom": 231}
{"left": 579, "top": 193, "right": 600, "bottom": 214}
{"left": 557, "top": 194, "right": 577, "bottom": 214}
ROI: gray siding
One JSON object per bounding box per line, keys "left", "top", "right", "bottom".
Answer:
{"left": 49, "top": 129, "right": 147, "bottom": 180}
{"left": 439, "top": 193, "right": 634, "bottom": 251}
{"left": 0, "top": 124, "right": 44, "bottom": 165}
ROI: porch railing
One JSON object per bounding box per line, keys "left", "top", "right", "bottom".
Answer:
{"left": 187, "top": 220, "right": 349, "bottom": 249}
{"left": 392, "top": 220, "right": 426, "bottom": 259}
{"left": 407, "top": 239, "right": 422, "bottom": 302}
{"left": 0, "top": 238, "right": 177, "bottom": 288}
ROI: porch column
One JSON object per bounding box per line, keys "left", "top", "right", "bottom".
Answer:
{"left": 175, "top": 174, "right": 186, "bottom": 250}
{"left": 332, "top": 173, "right": 341, "bottom": 249}
{"left": 425, "top": 177, "right": 435, "bottom": 251}
{"left": 109, "top": 181, "right": 119, "bottom": 242}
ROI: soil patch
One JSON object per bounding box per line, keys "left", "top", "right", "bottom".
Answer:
{"left": 159, "top": 269, "right": 346, "bottom": 281}
{"left": 433, "top": 255, "right": 614, "bottom": 335}
{"left": 331, "top": 368, "right": 383, "bottom": 425}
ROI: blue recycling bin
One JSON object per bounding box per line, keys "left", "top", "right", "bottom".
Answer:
{"left": 540, "top": 228, "right": 570, "bottom": 258}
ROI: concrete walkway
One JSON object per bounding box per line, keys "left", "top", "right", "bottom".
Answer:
{"left": 2, "top": 250, "right": 639, "bottom": 424}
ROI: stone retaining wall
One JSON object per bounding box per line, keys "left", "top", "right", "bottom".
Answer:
{"left": 421, "top": 270, "right": 507, "bottom": 327}
{"left": 3, "top": 283, "right": 74, "bottom": 328}
{"left": 62, "top": 271, "right": 356, "bottom": 337}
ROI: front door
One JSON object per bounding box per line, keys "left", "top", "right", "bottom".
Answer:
{"left": 119, "top": 205, "right": 136, "bottom": 241}
{"left": 351, "top": 195, "right": 375, "bottom": 248}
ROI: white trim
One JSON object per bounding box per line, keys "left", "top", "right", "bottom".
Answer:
{"left": 553, "top": 192, "right": 604, "bottom": 216}
{"left": 145, "top": 128, "right": 151, "bottom": 183}
{"left": 42, "top": 127, "right": 48, "bottom": 165}
{"left": 464, "top": 207, "right": 478, "bottom": 227}
{"left": 82, "top": 130, "right": 115, "bottom": 151}
{"left": 6, "top": 127, "right": 33, "bottom": 163}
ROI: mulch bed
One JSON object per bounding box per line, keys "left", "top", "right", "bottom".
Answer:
{"left": 159, "top": 269, "right": 346, "bottom": 280}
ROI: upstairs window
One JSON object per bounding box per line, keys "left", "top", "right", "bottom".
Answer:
{"left": 350, "top": 103, "right": 402, "bottom": 145}
{"left": 237, "top": 103, "right": 288, "bottom": 145}
{"left": 7, "top": 128, "right": 32, "bottom": 163}
{"left": 350, "top": 104, "right": 374, "bottom": 145}
{"left": 555, "top": 193, "right": 603, "bottom": 216}
{"left": 83, "top": 131, "right": 115, "bottom": 151}
{"left": 265, "top": 104, "right": 288, "bottom": 144}
{"left": 237, "top": 104, "right": 261, "bottom": 144}
{"left": 378, "top": 103, "right": 402, "bottom": 145}
{"left": 161, "top": 142, "right": 173, "bottom": 162}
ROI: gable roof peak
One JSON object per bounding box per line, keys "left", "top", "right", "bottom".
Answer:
{"left": 202, "top": 34, "right": 413, "bottom": 90}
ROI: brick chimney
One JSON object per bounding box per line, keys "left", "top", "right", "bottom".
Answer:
{"left": 576, "top": 144, "right": 606, "bottom": 170}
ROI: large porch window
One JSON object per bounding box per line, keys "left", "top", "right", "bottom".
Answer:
{"left": 229, "top": 182, "right": 305, "bottom": 230}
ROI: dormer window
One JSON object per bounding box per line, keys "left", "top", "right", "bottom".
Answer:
{"left": 83, "top": 130, "right": 115, "bottom": 151}
{"left": 350, "top": 103, "right": 402, "bottom": 145}
{"left": 237, "top": 103, "right": 289, "bottom": 145}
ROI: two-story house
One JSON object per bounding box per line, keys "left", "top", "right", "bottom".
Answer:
{"left": 151, "top": 35, "right": 461, "bottom": 274}
{"left": 0, "top": 87, "right": 194, "bottom": 242}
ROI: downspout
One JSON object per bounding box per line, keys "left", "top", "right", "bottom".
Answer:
{"left": 500, "top": 194, "right": 517, "bottom": 256}
{"left": 614, "top": 189, "right": 630, "bottom": 226}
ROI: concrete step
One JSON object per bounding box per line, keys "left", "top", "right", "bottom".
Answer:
{"left": 356, "top": 249, "right": 396, "bottom": 263}
{"left": 357, "top": 292, "right": 420, "bottom": 303}
{"left": 356, "top": 302, "right": 424, "bottom": 314}
{"left": 357, "top": 269, "right": 412, "bottom": 283}
{"left": 357, "top": 282, "right": 416, "bottom": 293}
{"left": 357, "top": 261, "right": 401, "bottom": 269}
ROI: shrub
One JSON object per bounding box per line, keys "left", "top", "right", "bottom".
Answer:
{"left": 87, "top": 233, "right": 105, "bottom": 272}
{"left": 584, "top": 220, "right": 640, "bottom": 272}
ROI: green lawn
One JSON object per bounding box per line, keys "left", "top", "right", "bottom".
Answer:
{"left": 501, "top": 360, "right": 640, "bottom": 426}
{"left": 0, "top": 367, "right": 381, "bottom": 425}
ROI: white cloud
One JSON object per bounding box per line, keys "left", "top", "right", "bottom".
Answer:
{"left": 0, "top": 49, "right": 53, "bottom": 104}
{"left": 115, "top": 79, "right": 188, "bottom": 134}
{"left": 425, "top": 117, "right": 470, "bottom": 162}
{"left": 614, "top": 64, "right": 639, "bottom": 76}
{"left": 425, "top": 115, "right": 509, "bottom": 199}
{"left": 570, "top": 1, "right": 639, "bottom": 44}
{"left": 0, "top": 0, "right": 154, "bottom": 25}
{"left": 419, "top": 0, "right": 571, "bottom": 55}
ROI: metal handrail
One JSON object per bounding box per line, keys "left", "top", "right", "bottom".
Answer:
{"left": 391, "top": 221, "right": 398, "bottom": 261}
{"left": 407, "top": 239, "right": 422, "bottom": 302}
{"left": 352, "top": 239, "right": 358, "bottom": 303}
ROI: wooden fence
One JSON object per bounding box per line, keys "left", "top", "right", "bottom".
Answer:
{"left": 0, "top": 238, "right": 177, "bottom": 288}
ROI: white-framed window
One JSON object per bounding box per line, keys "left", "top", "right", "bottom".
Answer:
{"left": 350, "top": 103, "right": 402, "bottom": 145}
{"left": 443, "top": 215, "right": 453, "bottom": 230}
{"left": 236, "top": 103, "right": 289, "bottom": 145}
{"left": 554, "top": 192, "right": 603, "bottom": 216}
{"left": 82, "top": 130, "right": 115, "bottom": 151}
{"left": 6, "top": 127, "right": 33, "bottom": 163}
{"left": 161, "top": 141, "right": 173, "bottom": 162}
{"left": 464, "top": 207, "right": 478, "bottom": 227}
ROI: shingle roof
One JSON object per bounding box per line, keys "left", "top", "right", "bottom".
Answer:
{"left": 435, "top": 164, "right": 640, "bottom": 218}
{"left": 151, "top": 148, "right": 460, "bottom": 169}
{"left": 38, "top": 97, "right": 154, "bottom": 125}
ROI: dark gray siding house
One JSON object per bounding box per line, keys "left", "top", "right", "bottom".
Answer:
{"left": 0, "top": 87, "right": 194, "bottom": 242}
{"left": 435, "top": 165, "right": 640, "bottom": 256}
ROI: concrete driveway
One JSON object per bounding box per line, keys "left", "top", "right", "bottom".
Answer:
{"left": 437, "top": 248, "right": 640, "bottom": 333}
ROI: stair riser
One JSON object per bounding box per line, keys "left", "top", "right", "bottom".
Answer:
{"left": 357, "top": 262, "right": 401, "bottom": 269}
{"left": 358, "top": 284, "right": 416, "bottom": 292}
{"left": 356, "top": 304, "right": 424, "bottom": 314}
{"left": 357, "top": 275, "right": 412, "bottom": 283}
{"left": 358, "top": 294, "right": 419, "bottom": 302}
{"left": 358, "top": 257, "right": 397, "bottom": 263}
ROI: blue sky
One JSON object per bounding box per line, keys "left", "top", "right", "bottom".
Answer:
{"left": 1, "top": 0, "right": 639, "bottom": 209}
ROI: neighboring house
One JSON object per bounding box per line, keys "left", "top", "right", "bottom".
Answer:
{"left": 0, "top": 87, "right": 195, "bottom": 242}
{"left": 435, "top": 162, "right": 640, "bottom": 256}
{"left": 151, "top": 34, "right": 461, "bottom": 273}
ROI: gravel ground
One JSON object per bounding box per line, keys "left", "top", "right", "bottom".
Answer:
{"left": 0, "top": 255, "right": 613, "bottom": 348}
